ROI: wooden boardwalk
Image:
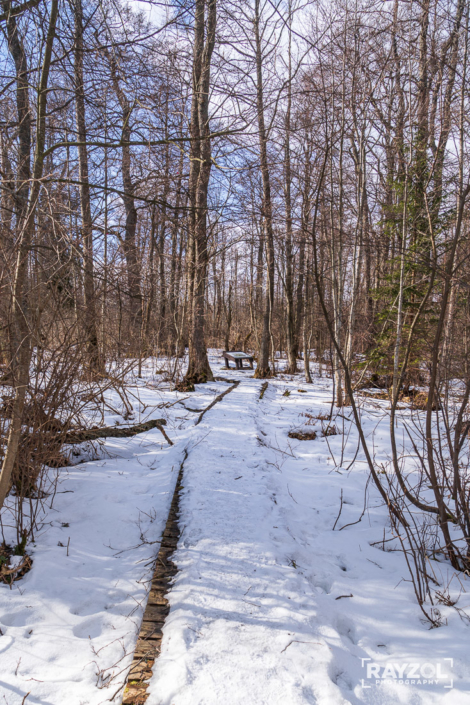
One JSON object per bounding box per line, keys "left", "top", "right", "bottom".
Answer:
{"left": 121, "top": 380, "right": 239, "bottom": 703}
{"left": 122, "top": 451, "right": 186, "bottom": 704}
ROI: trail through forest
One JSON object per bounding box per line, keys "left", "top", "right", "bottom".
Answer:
{"left": 1, "top": 355, "right": 469, "bottom": 705}
{"left": 1, "top": 0, "right": 470, "bottom": 701}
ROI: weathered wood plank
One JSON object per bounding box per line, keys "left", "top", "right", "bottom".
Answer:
{"left": 121, "top": 449, "right": 187, "bottom": 704}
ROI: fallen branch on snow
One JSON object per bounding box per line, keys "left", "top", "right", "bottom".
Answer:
{"left": 195, "top": 382, "right": 239, "bottom": 426}
{"left": 64, "top": 418, "right": 173, "bottom": 445}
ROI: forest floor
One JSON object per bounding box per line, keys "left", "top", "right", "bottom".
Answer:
{"left": 1, "top": 352, "right": 470, "bottom": 705}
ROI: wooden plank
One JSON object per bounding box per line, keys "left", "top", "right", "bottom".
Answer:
{"left": 122, "top": 682, "right": 149, "bottom": 705}
{"left": 141, "top": 605, "right": 168, "bottom": 622}
{"left": 128, "top": 660, "right": 154, "bottom": 680}
{"left": 138, "top": 622, "right": 164, "bottom": 639}
{"left": 146, "top": 591, "right": 169, "bottom": 606}
{"left": 133, "top": 641, "right": 160, "bottom": 659}
{"left": 121, "top": 449, "right": 188, "bottom": 705}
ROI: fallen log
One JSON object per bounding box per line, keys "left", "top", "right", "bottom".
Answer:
{"left": 64, "top": 418, "right": 172, "bottom": 445}
{"left": 258, "top": 381, "right": 268, "bottom": 400}
{"left": 195, "top": 382, "right": 239, "bottom": 426}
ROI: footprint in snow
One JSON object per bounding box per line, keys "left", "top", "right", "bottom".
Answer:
{"left": 0, "top": 610, "right": 44, "bottom": 627}
{"left": 310, "top": 574, "right": 333, "bottom": 594}
{"left": 70, "top": 589, "right": 128, "bottom": 617}
{"left": 330, "top": 667, "right": 354, "bottom": 691}
{"left": 335, "top": 615, "right": 357, "bottom": 645}
{"left": 72, "top": 617, "right": 104, "bottom": 639}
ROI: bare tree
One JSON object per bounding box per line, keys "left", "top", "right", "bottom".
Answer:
{"left": 184, "top": 0, "right": 217, "bottom": 385}
{"left": 0, "top": 0, "right": 59, "bottom": 509}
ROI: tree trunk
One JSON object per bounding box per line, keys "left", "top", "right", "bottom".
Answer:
{"left": 253, "top": 0, "right": 275, "bottom": 379}
{"left": 184, "top": 0, "right": 216, "bottom": 385}
{"left": 284, "top": 7, "right": 296, "bottom": 374}
{"left": 106, "top": 52, "right": 143, "bottom": 348}
{"left": 74, "top": 0, "right": 101, "bottom": 373}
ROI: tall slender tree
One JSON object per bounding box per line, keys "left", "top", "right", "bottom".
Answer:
{"left": 184, "top": 0, "right": 217, "bottom": 385}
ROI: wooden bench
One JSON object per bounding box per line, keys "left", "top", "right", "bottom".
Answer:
{"left": 222, "top": 351, "right": 254, "bottom": 370}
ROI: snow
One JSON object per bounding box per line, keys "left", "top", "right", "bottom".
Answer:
{"left": 1, "top": 353, "right": 470, "bottom": 704}
{"left": 0, "top": 377, "right": 189, "bottom": 704}
{"left": 224, "top": 352, "right": 252, "bottom": 358}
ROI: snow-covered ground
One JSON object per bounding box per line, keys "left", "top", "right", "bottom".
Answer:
{"left": 1, "top": 352, "right": 470, "bottom": 704}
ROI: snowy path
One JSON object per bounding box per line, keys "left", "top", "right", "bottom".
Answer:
{"left": 148, "top": 375, "right": 470, "bottom": 705}
{"left": 2, "top": 363, "right": 470, "bottom": 705}
{"left": 150, "top": 380, "right": 325, "bottom": 704}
